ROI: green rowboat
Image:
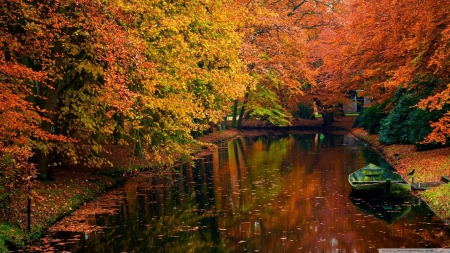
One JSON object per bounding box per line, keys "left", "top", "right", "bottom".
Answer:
{"left": 348, "top": 163, "right": 410, "bottom": 198}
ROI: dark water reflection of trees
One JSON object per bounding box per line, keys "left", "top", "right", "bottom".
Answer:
{"left": 30, "top": 134, "right": 450, "bottom": 252}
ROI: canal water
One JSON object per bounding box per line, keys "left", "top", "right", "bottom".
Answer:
{"left": 29, "top": 133, "right": 450, "bottom": 252}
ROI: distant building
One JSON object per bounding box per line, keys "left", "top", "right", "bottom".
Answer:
{"left": 343, "top": 90, "right": 371, "bottom": 113}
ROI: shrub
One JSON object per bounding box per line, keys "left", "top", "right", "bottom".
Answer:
{"left": 378, "top": 75, "right": 450, "bottom": 148}
{"left": 295, "top": 103, "right": 315, "bottom": 119}
{"left": 352, "top": 101, "right": 389, "bottom": 134}
{"left": 0, "top": 223, "right": 25, "bottom": 252}
{"left": 378, "top": 94, "right": 419, "bottom": 144}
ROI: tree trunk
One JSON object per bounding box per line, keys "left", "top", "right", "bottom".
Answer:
{"left": 208, "top": 122, "right": 214, "bottom": 133}
{"left": 27, "top": 185, "right": 31, "bottom": 232}
{"left": 237, "top": 105, "right": 245, "bottom": 129}
{"left": 35, "top": 86, "right": 59, "bottom": 180}
{"left": 231, "top": 99, "right": 238, "bottom": 128}
{"left": 237, "top": 94, "right": 248, "bottom": 130}
{"left": 113, "top": 113, "right": 124, "bottom": 144}
{"left": 321, "top": 111, "right": 334, "bottom": 126}
{"left": 223, "top": 116, "right": 228, "bottom": 130}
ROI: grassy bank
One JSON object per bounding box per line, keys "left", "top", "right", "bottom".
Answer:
{"left": 0, "top": 167, "right": 127, "bottom": 251}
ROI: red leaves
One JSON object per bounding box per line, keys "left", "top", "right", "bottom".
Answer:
{"left": 315, "top": 0, "right": 450, "bottom": 143}
{"left": 317, "top": 0, "right": 450, "bottom": 96}
{"left": 421, "top": 113, "right": 450, "bottom": 145}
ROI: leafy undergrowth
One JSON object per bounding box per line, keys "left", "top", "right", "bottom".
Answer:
{"left": 0, "top": 142, "right": 153, "bottom": 251}
{"left": 352, "top": 127, "right": 450, "bottom": 221}
{"left": 0, "top": 223, "right": 25, "bottom": 252}
{"left": 0, "top": 166, "right": 126, "bottom": 252}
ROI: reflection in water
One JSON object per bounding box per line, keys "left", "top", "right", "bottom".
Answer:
{"left": 348, "top": 192, "right": 411, "bottom": 225}
{"left": 30, "top": 134, "right": 450, "bottom": 252}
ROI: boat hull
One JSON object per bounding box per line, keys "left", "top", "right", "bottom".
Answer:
{"left": 349, "top": 181, "right": 411, "bottom": 198}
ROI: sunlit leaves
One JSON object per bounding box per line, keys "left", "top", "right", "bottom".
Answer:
{"left": 124, "top": 0, "right": 250, "bottom": 164}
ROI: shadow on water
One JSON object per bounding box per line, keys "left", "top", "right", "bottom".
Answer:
{"left": 26, "top": 133, "right": 450, "bottom": 252}
{"left": 348, "top": 191, "right": 412, "bottom": 225}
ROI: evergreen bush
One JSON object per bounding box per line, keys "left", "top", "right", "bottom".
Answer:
{"left": 378, "top": 75, "right": 449, "bottom": 148}
{"left": 352, "top": 101, "right": 389, "bottom": 134}
{"left": 378, "top": 94, "right": 419, "bottom": 144}
{"left": 295, "top": 103, "right": 315, "bottom": 119}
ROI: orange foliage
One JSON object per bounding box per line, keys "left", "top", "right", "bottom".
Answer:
{"left": 317, "top": 0, "right": 449, "bottom": 93}
{"left": 237, "top": 0, "right": 338, "bottom": 110}
{"left": 1, "top": 0, "right": 154, "bottom": 185}
{"left": 316, "top": 0, "right": 450, "bottom": 141}
{"left": 1, "top": 0, "right": 249, "bottom": 186}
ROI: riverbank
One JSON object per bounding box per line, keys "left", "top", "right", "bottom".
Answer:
{"left": 3, "top": 116, "right": 450, "bottom": 251}
{"left": 351, "top": 127, "right": 450, "bottom": 222}
{"left": 0, "top": 129, "right": 242, "bottom": 251}
{"left": 243, "top": 116, "right": 450, "bottom": 222}
{"left": 0, "top": 116, "right": 368, "bottom": 251}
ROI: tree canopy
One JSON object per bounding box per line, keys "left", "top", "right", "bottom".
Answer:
{"left": 315, "top": 0, "right": 450, "bottom": 142}
{"left": 1, "top": 0, "right": 450, "bottom": 193}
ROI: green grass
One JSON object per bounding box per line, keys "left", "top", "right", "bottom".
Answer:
{"left": 313, "top": 113, "right": 359, "bottom": 118}
{"left": 0, "top": 223, "right": 26, "bottom": 252}
{"left": 421, "top": 184, "right": 450, "bottom": 218}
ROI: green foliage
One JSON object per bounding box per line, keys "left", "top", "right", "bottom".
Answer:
{"left": 352, "top": 101, "right": 389, "bottom": 134}
{"left": 379, "top": 94, "right": 419, "bottom": 144}
{"left": 247, "top": 85, "right": 292, "bottom": 126}
{"left": 0, "top": 223, "right": 25, "bottom": 252}
{"left": 250, "top": 107, "right": 291, "bottom": 126}
{"left": 295, "top": 103, "right": 316, "bottom": 119}
{"left": 407, "top": 108, "right": 449, "bottom": 150}
{"left": 378, "top": 76, "right": 449, "bottom": 147}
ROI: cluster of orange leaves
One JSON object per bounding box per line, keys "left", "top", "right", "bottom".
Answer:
{"left": 315, "top": 0, "right": 450, "bottom": 143}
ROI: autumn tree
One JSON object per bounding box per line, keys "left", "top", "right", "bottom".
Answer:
{"left": 0, "top": 0, "right": 149, "bottom": 185}
{"left": 116, "top": 0, "right": 249, "bottom": 164}
{"left": 0, "top": 0, "right": 251, "bottom": 188}
{"left": 232, "top": 0, "right": 339, "bottom": 127}
{"left": 316, "top": 0, "right": 450, "bottom": 137}
{"left": 0, "top": 0, "right": 73, "bottom": 187}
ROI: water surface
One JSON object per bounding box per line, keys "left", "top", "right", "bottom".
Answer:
{"left": 30, "top": 133, "right": 450, "bottom": 252}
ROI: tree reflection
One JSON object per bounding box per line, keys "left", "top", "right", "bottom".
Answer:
{"left": 36, "top": 134, "right": 450, "bottom": 252}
